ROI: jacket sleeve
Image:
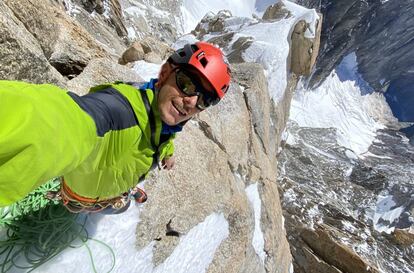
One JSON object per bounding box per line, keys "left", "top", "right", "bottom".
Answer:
{"left": 0, "top": 81, "right": 96, "bottom": 207}
{"left": 158, "top": 134, "right": 176, "bottom": 160}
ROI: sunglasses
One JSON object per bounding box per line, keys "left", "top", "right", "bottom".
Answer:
{"left": 175, "top": 69, "right": 220, "bottom": 110}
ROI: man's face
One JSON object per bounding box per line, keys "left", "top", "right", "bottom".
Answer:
{"left": 157, "top": 65, "right": 214, "bottom": 126}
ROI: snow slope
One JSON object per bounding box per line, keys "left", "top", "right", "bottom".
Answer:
{"left": 245, "top": 183, "right": 266, "bottom": 264}
{"left": 35, "top": 203, "right": 229, "bottom": 273}
{"left": 289, "top": 53, "right": 397, "bottom": 155}
{"left": 179, "top": 0, "right": 319, "bottom": 103}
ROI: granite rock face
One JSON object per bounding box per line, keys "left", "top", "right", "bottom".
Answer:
{"left": 289, "top": 16, "right": 322, "bottom": 76}
{"left": 0, "top": 2, "right": 66, "bottom": 86}
{"left": 262, "top": 2, "right": 292, "bottom": 21}
{"left": 121, "top": 0, "right": 180, "bottom": 44}
{"left": 138, "top": 63, "right": 293, "bottom": 273}
{"left": 67, "top": 58, "right": 144, "bottom": 95}
{"left": 4, "top": 0, "right": 112, "bottom": 79}
{"left": 300, "top": 226, "right": 379, "bottom": 273}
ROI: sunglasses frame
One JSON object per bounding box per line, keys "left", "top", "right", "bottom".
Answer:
{"left": 174, "top": 68, "right": 220, "bottom": 110}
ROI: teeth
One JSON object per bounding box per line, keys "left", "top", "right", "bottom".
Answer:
{"left": 173, "top": 102, "right": 186, "bottom": 116}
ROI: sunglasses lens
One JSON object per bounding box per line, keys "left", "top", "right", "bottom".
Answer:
{"left": 196, "top": 93, "right": 220, "bottom": 110}
{"left": 176, "top": 69, "right": 220, "bottom": 109}
{"left": 176, "top": 70, "right": 197, "bottom": 96}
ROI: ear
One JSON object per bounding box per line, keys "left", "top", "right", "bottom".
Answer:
{"left": 156, "top": 62, "right": 174, "bottom": 88}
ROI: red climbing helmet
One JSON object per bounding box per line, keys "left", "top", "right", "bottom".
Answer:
{"left": 168, "top": 42, "right": 231, "bottom": 99}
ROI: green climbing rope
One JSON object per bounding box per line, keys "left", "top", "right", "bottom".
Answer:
{"left": 0, "top": 179, "right": 116, "bottom": 273}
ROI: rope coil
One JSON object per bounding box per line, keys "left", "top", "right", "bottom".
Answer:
{"left": 0, "top": 179, "right": 116, "bottom": 273}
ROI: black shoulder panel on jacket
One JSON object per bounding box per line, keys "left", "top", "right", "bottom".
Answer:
{"left": 67, "top": 88, "right": 138, "bottom": 137}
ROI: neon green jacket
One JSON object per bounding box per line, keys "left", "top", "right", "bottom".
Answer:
{"left": 0, "top": 80, "right": 175, "bottom": 207}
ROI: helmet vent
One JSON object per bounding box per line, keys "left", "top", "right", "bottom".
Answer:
{"left": 178, "top": 51, "right": 186, "bottom": 57}
{"left": 199, "top": 57, "right": 208, "bottom": 68}
{"left": 221, "top": 85, "right": 229, "bottom": 93}
{"left": 191, "top": 44, "right": 199, "bottom": 52}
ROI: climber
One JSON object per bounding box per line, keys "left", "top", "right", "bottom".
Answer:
{"left": 0, "top": 42, "right": 231, "bottom": 213}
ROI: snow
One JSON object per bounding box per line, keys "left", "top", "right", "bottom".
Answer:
{"left": 288, "top": 29, "right": 402, "bottom": 156}
{"left": 245, "top": 183, "right": 266, "bottom": 264}
{"left": 360, "top": 151, "right": 393, "bottom": 160}
{"left": 290, "top": 71, "right": 384, "bottom": 155}
{"left": 102, "top": 0, "right": 111, "bottom": 19}
{"left": 344, "top": 166, "right": 354, "bottom": 177}
{"left": 171, "top": 34, "right": 200, "bottom": 50}
{"left": 35, "top": 203, "right": 229, "bottom": 273}
{"left": 124, "top": 6, "right": 147, "bottom": 18}
{"left": 180, "top": 0, "right": 257, "bottom": 34}
{"left": 282, "top": 0, "right": 319, "bottom": 39}
{"left": 153, "top": 213, "right": 229, "bottom": 273}
{"left": 178, "top": 0, "right": 319, "bottom": 35}
{"left": 220, "top": 1, "right": 319, "bottom": 102}
{"left": 373, "top": 195, "right": 404, "bottom": 233}
{"left": 133, "top": 61, "right": 162, "bottom": 81}
{"left": 345, "top": 150, "right": 358, "bottom": 160}
{"left": 63, "top": 0, "right": 82, "bottom": 15}
{"left": 127, "top": 26, "right": 137, "bottom": 40}
{"left": 342, "top": 220, "right": 357, "bottom": 233}
{"left": 35, "top": 202, "right": 146, "bottom": 273}
{"left": 234, "top": 21, "right": 292, "bottom": 102}
{"left": 285, "top": 130, "right": 298, "bottom": 145}
{"left": 302, "top": 140, "right": 338, "bottom": 160}
{"left": 289, "top": 262, "right": 294, "bottom": 273}
{"left": 283, "top": 188, "right": 298, "bottom": 204}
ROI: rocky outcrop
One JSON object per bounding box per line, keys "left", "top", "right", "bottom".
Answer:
{"left": 301, "top": 225, "right": 379, "bottom": 273}
{"left": 294, "top": 0, "right": 374, "bottom": 87}
{"left": 137, "top": 62, "right": 293, "bottom": 273}
{"left": 0, "top": 2, "right": 65, "bottom": 86}
{"left": 262, "top": 2, "right": 292, "bottom": 21}
{"left": 71, "top": 0, "right": 127, "bottom": 37}
{"left": 67, "top": 58, "right": 144, "bottom": 95}
{"left": 289, "top": 15, "right": 322, "bottom": 76}
{"left": 105, "top": 0, "right": 128, "bottom": 37}
{"left": 192, "top": 10, "right": 233, "bottom": 39}
{"left": 58, "top": 1, "right": 127, "bottom": 57}
{"left": 4, "top": 0, "right": 111, "bottom": 78}
{"left": 118, "top": 37, "right": 173, "bottom": 65}
{"left": 278, "top": 121, "right": 414, "bottom": 273}
{"left": 391, "top": 228, "right": 414, "bottom": 246}
{"left": 122, "top": 0, "right": 179, "bottom": 44}
{"left": 71, "top": 0, "right": 105, "bottom": 14}
{"left": 118, "top": 41, "right": 146, "bottom": 65}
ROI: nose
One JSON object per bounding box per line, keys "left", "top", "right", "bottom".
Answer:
{"left": 183, "top": 95, "right": 198, "bottom": 107}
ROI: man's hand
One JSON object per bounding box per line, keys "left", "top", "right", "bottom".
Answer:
{"left": 161, "top": 156, "right": 175, "bottom": 170}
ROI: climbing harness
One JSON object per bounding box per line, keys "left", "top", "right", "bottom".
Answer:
{"left": 54, "top": 178, "right": 147, "bottom": 214}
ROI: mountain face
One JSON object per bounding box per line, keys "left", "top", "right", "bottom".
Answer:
{"left": 0, "top": 1, "right": 323, "bottom": 272}
{"left": 3, "top": 1, "right": 411, "bottom": 273}
{"left": 276, "top": 1, "right": 414, "bottom": 271}
{"left": 279, "top": 120, "right": 414, "bottom": 273}
{"left": 296, "top": 0, "right": 414, "bottom": 129}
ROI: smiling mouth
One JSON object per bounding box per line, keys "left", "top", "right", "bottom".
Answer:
{"left": 172, "top": 102, "right": 186, "bottom": 116}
